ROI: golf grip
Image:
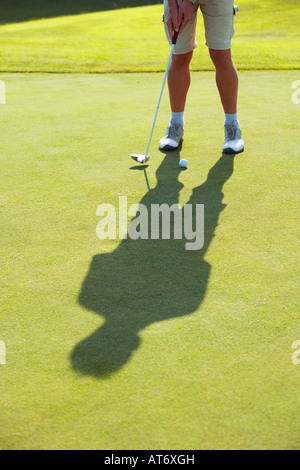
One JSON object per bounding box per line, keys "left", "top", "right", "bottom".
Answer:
{"left": 172, "top": 29, "right": 180, "bottom": 45}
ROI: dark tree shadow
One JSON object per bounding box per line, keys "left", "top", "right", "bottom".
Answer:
{"left": 70, "top": 150, "right": 235, "bottom": 378}
{"left": 0, "top": 0, "right": 163, "bottom": 25}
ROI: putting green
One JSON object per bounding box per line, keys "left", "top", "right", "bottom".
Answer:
{"left": 0, "top": 70, "right": 299, "bottom": 449}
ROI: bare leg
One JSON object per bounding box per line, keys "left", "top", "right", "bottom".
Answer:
{"left": 209, "top": 49, "right": 244, "bottom": 153}
{"left": 168, "top": 51, "right": 193, "bottom": 112}
{"left": 159, "top": 51, "right": 193, "bottom": 150}
{"left": 209, "top": 48, "right": 238, "bottom": 114}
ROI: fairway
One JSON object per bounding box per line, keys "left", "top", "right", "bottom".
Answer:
{"left": 1, "top": 70, "right": 299, "bottom": 449}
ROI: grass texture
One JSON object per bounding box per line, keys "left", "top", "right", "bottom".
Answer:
{"left": 0, "top": 0, "right": 299, "bottom": 72}
{"left": 0, "top": 70, "right": 299, "bottom": 449}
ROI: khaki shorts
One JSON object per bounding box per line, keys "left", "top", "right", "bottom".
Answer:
{"left": 163, "top": 0, "right": 235, "bottom": 53}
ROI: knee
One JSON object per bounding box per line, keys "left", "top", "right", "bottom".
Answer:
{"left": 209, "top": 49, "right": 233, "bottom": 70}
{"left": 171, "top": 51, "right": 193, "bottom": 70}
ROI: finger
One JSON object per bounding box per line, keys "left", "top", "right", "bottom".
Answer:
{"left": 179, "top": 17, "right": 188, "bottom": 34}
{"left": 172, "top": 9, "right": 180, "bottom": 32}
{"left": 167, "top": 10, "right": 179, "bottom": 36}
{"left": 170, "top": 20, "right": 179, "bottom": 39}
{"left": 167, "top": 21, "right": 174, "bottom": 39}
{"left": 177, "top": 9, "right": 185, "bottom": 33}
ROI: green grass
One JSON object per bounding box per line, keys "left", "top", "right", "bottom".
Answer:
{"left": 0, "top": 0, "right": 163, "bottom": 24}
{"left": 0, "top": 0, "right": 299, "bottom": 451}
{"left": 0, "top": 70, "right": 300, "bottom": 449}
{"left": 0, "top": 0, "right": 299, "bottom": 72}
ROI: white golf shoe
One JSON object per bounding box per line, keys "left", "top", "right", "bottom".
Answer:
{"left": 223, "top": 120, "right": 244, "bottom": 154}
{"left": 159, "top": 120, "right": 183, "bottom": 151}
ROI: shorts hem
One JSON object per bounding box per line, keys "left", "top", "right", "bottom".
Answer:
{"left": 173, "top": 44, "right": 198, "bottom": 55}
{"left": 205, "top": 41, "right": 232, "bottom": 50}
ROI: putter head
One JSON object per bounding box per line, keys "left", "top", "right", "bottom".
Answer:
{"left": 131, "top": 154, "right": 150, "bottom": 164}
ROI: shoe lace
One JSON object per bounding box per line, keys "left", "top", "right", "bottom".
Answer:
{"left": 225, "top": 122, "right": 241, "bottom": 142}
{"left": 225, "top": 125, "right": 236, "bottom": 141}
{"left": 167, "top": 123, "right": 177, "bottom": 140}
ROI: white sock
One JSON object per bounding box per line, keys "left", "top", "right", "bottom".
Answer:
{"left": 171, "top": 112, "right": 184, "bottom": 127}
{"left": 225, "top": 113, "right": 239, "bottom": 126}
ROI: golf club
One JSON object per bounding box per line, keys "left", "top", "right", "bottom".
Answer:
{"left": 131, "top": 28, "right": 180, "bottom": 164}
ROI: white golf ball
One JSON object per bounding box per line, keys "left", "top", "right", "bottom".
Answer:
{"left": 179, "top": 159, "right": 188, "bottom": 168}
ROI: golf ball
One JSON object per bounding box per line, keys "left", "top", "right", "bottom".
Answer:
{"left": 179, "top": 159, "right": 188, "bottom": 168}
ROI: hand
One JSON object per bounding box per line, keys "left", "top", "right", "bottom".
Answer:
{"left": 166, "top": 0, "right": 194, "bottom": 39}
{"left": 178, "top": 0, "right": 194, "bottom": 34}
{"left": 166, "top": 1, "right": 180, "bottom": 40}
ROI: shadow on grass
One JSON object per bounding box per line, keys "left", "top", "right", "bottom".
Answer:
{"left": 0, "top": 0, "right": 162, "bottom": 25}
{"left": 70, "top": 150, "right": 236, "bottom": 378}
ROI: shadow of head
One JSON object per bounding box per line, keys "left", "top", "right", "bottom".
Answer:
{"left": 70, "top": 152, "right": 235, "bottom": 377}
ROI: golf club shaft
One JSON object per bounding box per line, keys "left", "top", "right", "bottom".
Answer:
{"left": 144, "top": 40, "right": 176, "bottom": 158}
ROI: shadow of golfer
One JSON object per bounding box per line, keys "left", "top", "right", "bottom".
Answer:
{"left": 70, "top": 151, "right": 235, "bottom": 377}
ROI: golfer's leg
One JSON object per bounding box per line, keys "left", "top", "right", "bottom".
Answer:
{"left": 159, "top": 51, "right": 193, "bottom": 151}
{"left": 168, "top": 51, "right": 193, "bottom": 113}
{"left": 163, "top": 0, "right": 198, "bottom": 106}
{"left": 201, "top": 1, "right": 244, "bottom": 153}
{"left": 160, "top": 0, "right": 198, "bottom": 150}
{"left": 159, "top": 52, "right": 194, "bottom": 151}
{"left": 159, "top": 53, "right": 193, "bottom": 150}
{"left": 209, "top": 48, "right": 238, "bottom": 114}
